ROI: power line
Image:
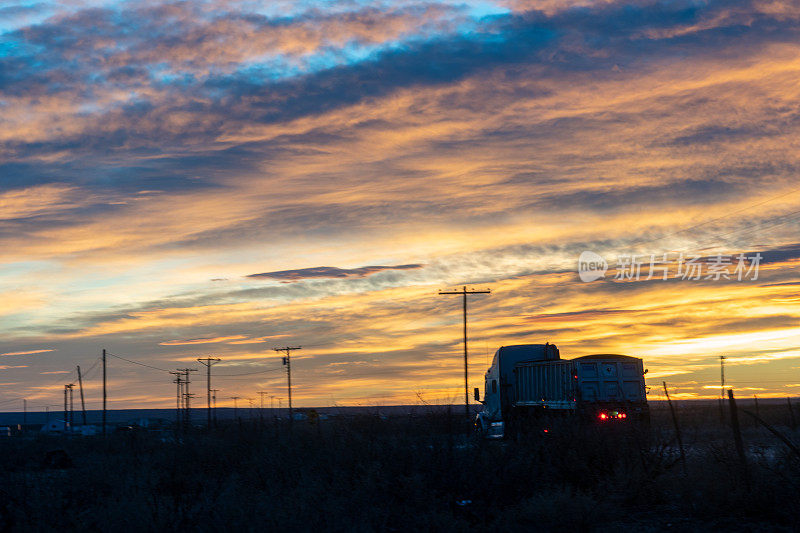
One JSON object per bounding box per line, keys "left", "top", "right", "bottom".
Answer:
{"left": 79, "top": 355, "right": 103, "bottom": 380}
{"left": 628, "top": 185, "right": 800, "bottom": 250}
{"left": 0, "top": 397, "right": 25, "bottom": 407}
{"left": 214, "top": 367, "right": 283, "bottom": 377}
{"left": 693, "top": 207, "right": 800, "bottom": 249}
{"left": 39, "top": 368, "right": 77, "bottom": 389}
{"left": 106, "top": 352, "right": 171, "bottom": 373}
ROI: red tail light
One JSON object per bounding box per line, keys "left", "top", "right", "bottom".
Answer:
{"left": 599, "top": 413, "right": 607, "bottom": 419}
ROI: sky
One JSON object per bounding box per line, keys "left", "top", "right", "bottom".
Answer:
{"left": 2, "top": 0, "right": 800, "bottom": 411}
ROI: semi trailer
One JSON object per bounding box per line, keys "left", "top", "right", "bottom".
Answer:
{"left": 474, "top": 343, "right": 649, "bottom": 437}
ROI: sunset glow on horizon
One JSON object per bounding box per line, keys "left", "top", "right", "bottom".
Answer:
{"left": 2, "top": 0, "right": 800, "bottom": 410}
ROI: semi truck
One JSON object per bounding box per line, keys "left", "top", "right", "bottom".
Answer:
{"left": 474, "top": 343, "right": 649, "bottom": 437}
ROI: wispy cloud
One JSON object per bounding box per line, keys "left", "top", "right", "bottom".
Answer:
{"left": 247, "top": 264, "right": 424, "bottom": 281}
{"left": 0, "top": 349, "right": 55, "bottom": 356}
{"left": 159, "top": 335, "right": 248, "bottom": 346}
{"left": 227, "top": 335, "right": 290, "bottom": 345}
{"left": 2, "top": 0, "right": 800, "bottom": 405}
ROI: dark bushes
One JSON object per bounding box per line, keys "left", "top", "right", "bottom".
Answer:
{"left": 1, "top": 406, "right": 799, "bottom": 531}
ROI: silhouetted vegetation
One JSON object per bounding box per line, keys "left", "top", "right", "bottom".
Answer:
{"left": 1, "top": 402, "right": 799, "bottom": 531}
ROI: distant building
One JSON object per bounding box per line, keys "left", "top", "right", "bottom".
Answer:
{"left": 72, "top": 425, "right": 99, "bottom": 436}
{"left": 40, "top": 421, "right": 100, "bottom": 435}
{"left": 41, "top": 420, "right": 67, "bottom": 434}
{"left": 129, "top": 417, "right": 171, "bottom": 429}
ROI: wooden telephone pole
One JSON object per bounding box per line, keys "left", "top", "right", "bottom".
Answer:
{"left": 719, "top": 355, "right": 727, "bottom": 422}
{"left": 66, "top": 383, "right": 75, "bottom": 428}
{"left": 63, "top": 385, "right": 69, "bottom": 432}
{"left": 171, "top": 372, "right": 184, "bottom": 426}
{"left": 274, "top": 346, "right": 301, "bottom": 424}
{"left": 210, "top": 389, "right": 219, "bottom": 425}
{"left": 230, "top": 396, "right": 241, "bottom": 421}
{"left": 77, "top": 365, "right": 87, "bottom": 425}
{"left": 438, "top": 286, "right": 491, "bottom": 419}
{"left": 197, "top": 357, "right": 221, "bottom": 428}
{"left": 176, "top": 368, "right": 197, "bottom": 429}
{"left": 258, "top": 391, "right": 269, "bottom": 421}
{"left": 102, "top": 349, "right": 107, "bottom": 436}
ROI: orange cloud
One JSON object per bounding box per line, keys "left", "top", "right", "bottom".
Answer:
{"left": 159, "top": 335, "right": 248, "bottom": 346}
{"left": 227, "top": 335, "right": 290, "bottom": 344}
{"left": 1, "top": 349, "right": 55, "bottom": 356}
{"left": 4, "top": 0, "right": 800, "bottom": 407}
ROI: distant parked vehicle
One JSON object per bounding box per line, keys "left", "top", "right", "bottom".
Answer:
{"left": 475, "top": 343, "right": 649, "bottom": 438}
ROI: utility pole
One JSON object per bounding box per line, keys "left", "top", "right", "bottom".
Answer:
{"left": 22, "top": 399, "right": 26, "bottom": 426}
{"left": 177, "top": 368, "right": 197, "bottom": 429}
{"left": 438, "top": 286, "right": 491, "bottom": 419}
{"left": 77, "top": 365, "right": 87, "bottom": 425}
{"left": 102, "top": 348, "right": 107, "bottom": 437}
{"left": 274, "top": 346, "right": 301, "bottom": 424}
{"left": 185, "top": 393, "right": 196, "bottom": 428}
{"left": 210, "top": 389, "right": 219, "bottom": 425}
{"left": 720, "top": 356, "right": 726, "bottom": 396}
{"left": 171, "top": 372, "right": 184, "bottom": 426}
{"left": 66, "top": 383, "right": 75, "bottom": 428}
{"left": 258, "top": 391, "right": 269, "bottom": 422}
{"left": 230, "top": 396, "right": 241, "bottom": 421}
{"left": 720, "top": 355, "right": 727, "bottom": 422}
{"left": 197, "top": 357, "right": 221, "bottom": 429}
{"left": 63, "top": 385, "right": 68, "bottom": 432}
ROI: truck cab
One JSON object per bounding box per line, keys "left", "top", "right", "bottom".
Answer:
{"left": 476, "top": 343, "right": 560, "bottom": 437}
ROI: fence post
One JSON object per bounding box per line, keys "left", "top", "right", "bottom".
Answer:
{"left": 662, "top": 381, "right": 686, "bottom": 475}
{"left": 753, "top": 395, "right": 760, "bottom": 427}
{"left": 742, "top": 408, "right": 800, "bottom": 460}
{"left": 727, "top": 389, "right": 750, "bottom": 486}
